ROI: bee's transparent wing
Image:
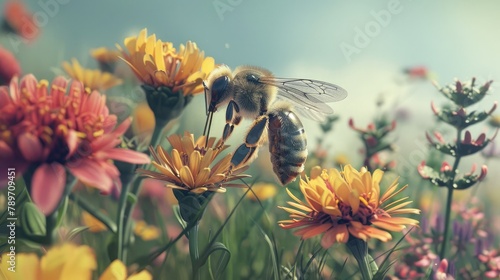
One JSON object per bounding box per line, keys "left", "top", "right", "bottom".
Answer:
{"left": 258, "top": 77, "right": 348, "bottom": 120}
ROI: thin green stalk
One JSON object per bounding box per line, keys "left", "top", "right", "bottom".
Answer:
{"left": 189, "top": 223, "right": 201, "bottom": 280}
{"left": 69, "top": 193, "right": 117, "bottom": 233}
{"left": 117, "top": 118, "right": 168, "bottom": 262}
{"left": 439, "top": 128, "right": 462, "bottom": 260}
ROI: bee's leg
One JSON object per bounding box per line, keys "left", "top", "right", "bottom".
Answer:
{"left": 230, "top": 115, "right": 268, "bottom": 169}
{"left": 221, "top": 100, "right": 242, "bottom": 145}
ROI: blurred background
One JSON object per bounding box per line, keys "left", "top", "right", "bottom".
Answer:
{"left": 1, "top": 0, "right": 499, "bottom": 199}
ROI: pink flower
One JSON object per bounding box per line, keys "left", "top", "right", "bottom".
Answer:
{"left": 0, "top": 75, "right": 150, "bottom": 215}
{"left": 2, "top": 0, "right": 39, "bottom": 41}
{"left": 0, "top": 45, "right": 21, "bottom": 85}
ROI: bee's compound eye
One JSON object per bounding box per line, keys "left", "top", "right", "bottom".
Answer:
{"left": 211, "top": 76, "right": 229, "bottom": 100}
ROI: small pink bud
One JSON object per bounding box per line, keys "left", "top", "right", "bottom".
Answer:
{"left": 456, "top": 107, "right": 467, "bottom": 117}
{"left": 440, "top": 162, "right": 451, "bottom": 172}
{"left": 418, "top": 161, "right": 429, "bottom": 178}
{"left": 466, "top": 163, "right": 477, "bottom": 176}
{"left": 476, "top": 133, "right": 486, "bottom": 145}
{"left": 426, "top": 132, "right": 435, "bottom": 144}
{"left": 488, "top": 102, "right": 498, "bottom": 115}
{"left": 348, "top": 118, "right": 355, "bottom": 129}
{"left": 433, "top": 131, "right": 445, "bottom": 144}
{"left": 478, "top": 165, "right": 488, "bottom": 181}
{"left": 456, "top": 81, "right": 463, "bottom": 93}
{"left": 481, "top": 80, "right": 493, "bottom": 93}
{"left": 431, "top": 102, "right": 440, "bottom": 115}
{"left": 367, "top": 123, "right": 376, "bottom": 131}
{"left": 463, "top": 131, "right": 472, "bottom": 144}
{"left": 434, "top": 259, "right": 450, "bottom": 280}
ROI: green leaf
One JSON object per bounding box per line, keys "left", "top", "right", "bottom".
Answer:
{"left": 56, "top": 196, "right": 69, "bottom": 228}
{"left": 203, "top": 241, "right": 231, "bottom": 279}
{"left": 66, "top": 226, "right": 91, "bottom": 241}
{"left": 126, "top": 192, "right": 138, "bottom": 204}
{"left": 20, "top": 202, "right": 46, "bottom": 237}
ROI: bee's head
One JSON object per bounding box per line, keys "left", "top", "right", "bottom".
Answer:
{"left": 204, "top": 65, "right": 233, "bottom": 113}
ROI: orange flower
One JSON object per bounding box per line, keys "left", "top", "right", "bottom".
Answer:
{"left": 82, "top": 211, "right": 107, "bottom": 233}
{"left": 117, "top": 28, "right": 214, "bottom": 95}
{"left": 279, "top": 165, "right": 420, "bottom": 248}
{"left": 137, "top": 132, "right": 249, "bottom": 194}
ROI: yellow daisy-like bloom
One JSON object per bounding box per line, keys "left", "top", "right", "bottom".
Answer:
{"left": 62, "top": 59, "right": 123, "bottom": 92}
{"left": 117, "top": 28, "right": 215, "bottom": 95}
{"left": 99, "top": 260, "right": 151, "bottom": 280}
{"left": 90, "top": 47, "right": 121, "bottom": 63}
{"left": 82, "top": 211, "right": 107, "bottom": 233}
{"left": 279, "top": 165, "right": 420, "bottom": 248}
{"left": 137, "top": 132, "right": 249, "bottom": 194}
{"left": 247, "top": 182, "right": 278, "bottom": 202}
{"left": 134, "top": 220, "right": 161, "bottom": 241}
{"left": 0, "top": 244, "right": 96, "bottom": 280}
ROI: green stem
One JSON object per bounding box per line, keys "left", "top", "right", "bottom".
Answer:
{"left": 117, "top": 117, "right": 169, "bottom": 263}
{"left": 439, "top": 128, "right": 462, "bottom": 260}
{"left": 189, "top": 223, "right": 201, "bottom": 280}
{"left": 69, "top": 193, "right": 117, "bottom": 233}
{"left": 347, "top": 237, "right": 376, "bottom": 280}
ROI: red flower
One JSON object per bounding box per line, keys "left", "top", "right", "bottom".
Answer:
{"left": 2, "top": 0, "right": 39, "bottom": 41}
{"left": 0, "top": 75, "right": 150, "bottom": 215}
{"left": 0, "top": 45, "right": 21, "bottom": 85}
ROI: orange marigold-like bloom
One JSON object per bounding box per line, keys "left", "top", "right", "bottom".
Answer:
{"left": 279, "top": 165, "right": 420, "bottom": 248}
{"left": 117, "top": 28, "right": 215, "bottom": 95}
{"left": 137, "top": 132, "right": 249, "bottom": 194}
{"left": 62, "top": 59, "right": 123, "bottom": 92}
{"left": 0, "top": 75, "right": 150, "bottom": 215}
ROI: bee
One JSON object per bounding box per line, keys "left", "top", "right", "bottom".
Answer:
{"left": 203, "top": 65, "right": 347, "bottom": 185}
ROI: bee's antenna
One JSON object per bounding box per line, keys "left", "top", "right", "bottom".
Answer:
{"left": 203, "top": 81, "right": 209, "bottom": 116}
{"left": 203, "top": 111, "right": 214, "bottom": 147}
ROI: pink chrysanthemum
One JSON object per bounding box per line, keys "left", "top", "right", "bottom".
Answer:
{"left": 0, "top": 74, "right": 150, "bottom": 215}
{"left": 0, "top": 45, "right": 21, "bottom": 85}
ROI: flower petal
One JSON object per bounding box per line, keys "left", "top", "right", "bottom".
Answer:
{"left": 31, "top": 163, "right": 66, "bottom": 216}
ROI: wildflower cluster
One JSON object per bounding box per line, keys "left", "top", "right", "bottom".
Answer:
{"left": 349, "top": 117, "right": 397, "bottom": 171}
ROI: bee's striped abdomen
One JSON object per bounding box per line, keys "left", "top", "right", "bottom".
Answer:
{"left": 268, "top": 107, "right": 307, "bottom": 185}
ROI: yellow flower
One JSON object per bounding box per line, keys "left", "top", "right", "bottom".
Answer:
{"left": 134, "top": 220, "right": 161, "bottom": 241}
{"left": 247, "top": 182, "right": 278, "bottom": 201}
{"left": 117, "top": 28, "right": 215, "bottom": 95}
{"left": 333, "top": 153, "right": 350, "bottom": 166}
{"left": 279, "top": 165, "right": 420, "bottom": 248}
{"left": 62, "top": 58, "right": 123, "bottom": 92}
{"left": 99, "top": 260, "right": 151, "bottom": 280}
{"left": 131, "top": 102, "right": 155, "bottom": 136}
{"left": 0, "top": 244, "right": 96, "bottom": 280}
{"left": 82, "top": 211, "right": 107, "bottom": 233}
{"left": 137, "top": 132, "right": 249, "bottom": 194}
{"left": 489, "top": 114, "right": 500, "bottom": 128}
{"left": 91, "top": 47, "right": 120, "bottom": 64}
